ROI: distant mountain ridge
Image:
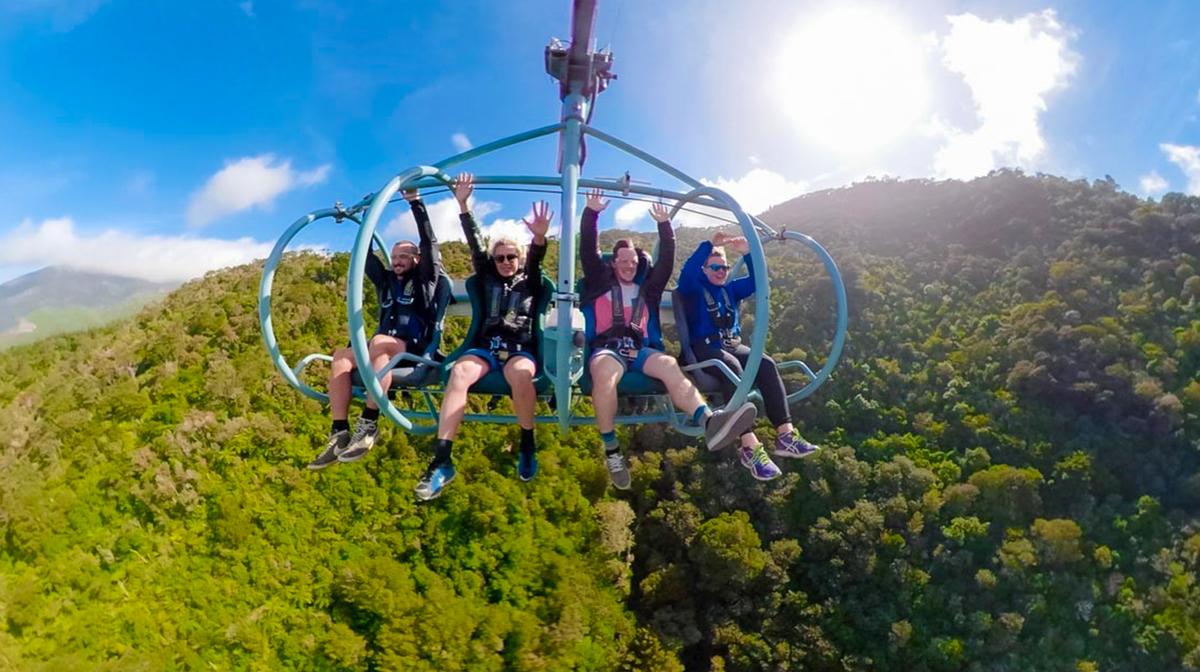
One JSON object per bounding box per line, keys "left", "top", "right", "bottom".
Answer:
{"left": 0, "top": 266, "right": 177, "bottom": 348}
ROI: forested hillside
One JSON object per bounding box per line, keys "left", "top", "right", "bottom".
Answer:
{"left": 2, "top": 170, "right": 1199, "bottom": 670}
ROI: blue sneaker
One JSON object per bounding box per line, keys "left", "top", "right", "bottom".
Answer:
{"left": 738, "top": 445, "right": 782, "bottom": 481}
{"left": 415, "top": 461, "right": 457, "bottom": 501}
{"left": 518, "top": 450, "right": 538, "bottom": 482}
{"left": 773, "top": 431, "right": 819, "bottom": 459}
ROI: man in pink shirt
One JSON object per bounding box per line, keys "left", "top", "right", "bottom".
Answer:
{"left": 579, "top": 189, "right": 757, "bottom": 490}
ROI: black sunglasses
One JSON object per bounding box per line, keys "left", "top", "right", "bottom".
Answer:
{"left": 708, "top": 263, "right": 731, "bottom": 272}
{"left": 493, "top": 253, "right": 519, "bottom": 263}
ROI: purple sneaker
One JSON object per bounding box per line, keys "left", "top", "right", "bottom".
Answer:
{"left": 738, "top": 445, "right": 782, "bottom": 481}
{"left": 774, "top": 432, "right": 819, "bottom": 459}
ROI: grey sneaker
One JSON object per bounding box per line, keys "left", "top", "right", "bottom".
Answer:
{"left": 774, "top": 431, "right": 819, "bottom": 459}
{"left": 308, "top": 430, "right": 349, "bottom": 470}
{"left": 704, "top": 402, "right": 758, "bottom": 452}
{"left": 605, "top": 451, "right": 631, "bottom": 490}
{"left": 337, "top": 417, "right": 378, "bottom": 463}
{"left": 738, "top": 444, "right": 783, "bottom": 481}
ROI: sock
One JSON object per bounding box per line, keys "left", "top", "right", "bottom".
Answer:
{"left": 434, "top": 439, "right": 453, "bottom": 465}
{"left": 332, "top": 419, "right": 350, "bottom": 433}
{"left": 520, "top": 427, "right": 536, "bottom": 454}
{"left": 691, "top": 405, "right": 710, "bottom": 426}
{"left": 601, "top": 430, "right": 619, "bottom": 454}
{"left": 362, "top": 407, "right": 380, "bottom": 422}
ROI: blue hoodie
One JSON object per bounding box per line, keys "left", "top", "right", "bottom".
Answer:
{"left": 676, "top": 240, "right": 757, "bottom": 343}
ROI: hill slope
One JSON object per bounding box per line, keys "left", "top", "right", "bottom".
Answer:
{"left": 1, "top": 170, "right": 1199, "bottom": 670}
{"left": 0, "top": 266, "right": 176, "bottom": 349}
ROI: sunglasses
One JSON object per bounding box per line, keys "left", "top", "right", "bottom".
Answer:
{"left": 493, "top": 254, "right": 519, "bottom": 263}
{"left": 708, "top": 264, "right": 731, "bottom": 272}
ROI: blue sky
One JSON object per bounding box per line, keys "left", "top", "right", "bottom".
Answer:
{"left": 1, "top": 0, "right": 1198, "bottom": 284}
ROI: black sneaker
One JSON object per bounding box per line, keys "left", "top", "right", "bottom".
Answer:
{"left": 338, "top": 417, "right": 379, "bottom": 463}
{"left": 308, "top": 430, "right": 349, "bottom": 470}
{"left": 703, "top": 402, "right": 758, "bottom": 452}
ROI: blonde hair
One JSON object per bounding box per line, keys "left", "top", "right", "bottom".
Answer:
{"left": 708, "top": 246, "right": 728, "bottom": 261}
{"left": 490, "top": 237, "right": 524, "bottom": 258}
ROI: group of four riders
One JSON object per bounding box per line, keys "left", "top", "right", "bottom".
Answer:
{"left": 309, "top": 174, "right": 818, "bottom": 501}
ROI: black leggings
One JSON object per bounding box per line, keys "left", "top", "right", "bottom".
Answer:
{"left": 690, "top": 342, "right": 791, "bottom": 428}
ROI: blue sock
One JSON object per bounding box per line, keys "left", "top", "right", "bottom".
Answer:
{"left": 601, "top": 430, "right": 619, "bottom": 453}
{"left": 691, "top": 405, "right": 709, "bottom": 426}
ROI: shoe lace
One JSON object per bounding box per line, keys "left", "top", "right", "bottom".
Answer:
{"left": 351, "top": 419, "right": 376, "bottom": 441}
{"left": 605, "top": 452, "right": 626, "bottom": 472}
{"left": 752, "top": 446, "right": 773, "bottom": 466}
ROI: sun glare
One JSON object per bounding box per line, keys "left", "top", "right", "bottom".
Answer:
{"left": 776, "top": 7, "right": 929, "bottom": 157}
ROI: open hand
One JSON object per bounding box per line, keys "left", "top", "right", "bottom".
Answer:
{"left": 453, "top": 172, "right": 474, "bottom": 205}
{"left": 725, "top": 236, "right": 750, "bottom": 254}
{"left": 650, "top": 202, "right": 671, "bottom": 224}
{"left": 524, "top": 200, "right": 553, "bottom": 241}
{"left": 586, "top": 188, "right": 609, "bottom": 213}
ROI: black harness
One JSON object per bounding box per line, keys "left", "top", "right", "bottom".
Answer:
{"left": 592, "top": 282, "right": 649, "bottom": 360}
{"left": 378, "top": 273, "right": 429, "bottom": 342}
{"left": 480, "top": 276, "right": 535, "bottom": 361}
{"left": 703, "top": 285, "right": 741, "bottom": 349}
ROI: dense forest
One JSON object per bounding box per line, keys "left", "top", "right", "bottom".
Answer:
{"left": 1, "top": 170, "right": 1199, "bottom": 670}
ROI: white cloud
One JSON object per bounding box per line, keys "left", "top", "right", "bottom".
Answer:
{"left": 604, "top": 168, "right": 809, "bottom": 230}
{"left": 0, "top": 217, "right": 273, "bottom": 283}
{"left": 1139, "top": 170, "right": 1169, "bottom": 196}
{"left": 450, "top": 133, "right": 473, "bottom": 152}
{"left": 701, "top": 168, "right": 810, "bottom": 216}
{"left": 383, "top": 196, "right": 508, "bottom": 244}
{"left": 1162, "top": 143, "right": 1200, "bottom": 195}
{"left": 613, "top": 200, "right": 647, "bottom": 227}
{"left": 932, "top": 10, "right": 1078, "bottom": 179}
{"left": 186, "top": 154, "right": 330, "bottom": 227}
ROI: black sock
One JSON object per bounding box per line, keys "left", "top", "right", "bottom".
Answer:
{"left": 332, "top": 419, "right": 350, "bottom": 433}
{"left": 362, "top": 407, "right": 380, "bottom": 422}
{"left": 520, "top": 427, "right": 536, "bottom": 454}
{"left": 434, "top": 439, "right": 453, "bottom": 465}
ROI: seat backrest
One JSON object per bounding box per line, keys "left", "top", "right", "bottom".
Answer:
{"left": 424, "top": 273, "right": 453, "bottom": 353}
{"left": 443, "top": 272, "right": 554, "bottom": 369}
{"left": 671, "top": 288, "right": 700, "bottom": 365}
{"left": 384, "top": 272, "right": 454, "bottom": 388}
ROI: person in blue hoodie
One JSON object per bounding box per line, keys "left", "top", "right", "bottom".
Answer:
{"left": 677, "top": 231, "right": 821, "bottom": 480}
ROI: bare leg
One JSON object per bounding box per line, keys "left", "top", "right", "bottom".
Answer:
{"left": 589, "top": 355, "right": 625, "bottom": 434}
{"left": 641, "top": 352, "right": 706, "bottom": 416}
{"left": 365, "top": 334, "right": 407, "bottom": 410}
{"left": 437, "top": 355, "right": 489, "bottom": 441}
{"left": 504, "top": 356, "right": 538, "bottom": 430}
{"left": 328, "top": 347, "right": 356, "bottom": 421}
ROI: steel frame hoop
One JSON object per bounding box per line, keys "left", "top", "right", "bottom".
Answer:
{"left": 259, "top": 208, "right": 388, "bottom": 403}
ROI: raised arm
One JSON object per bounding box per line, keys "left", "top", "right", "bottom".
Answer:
{"left": 580, "top": 188, "right": 609, "bottom": 280}
{"left": 453, "top": 173, "right": 489, "bottom": 274}
{"left": 725, "top": 236, "right": 757, "bottom": 301}
{"left": 364, "top": 245, "right": 388, "bottom": 290}
{"left": 678, "top": 240, "right": 714, "bottom": 296}
{"left": 405, "top": 189, "right": 441, "bottom": 281}
{"left": 522, "top": 200, "right": 552, "bottom": 279}
{"left": 642, "top": 202, "right": 676, "bottom": 292}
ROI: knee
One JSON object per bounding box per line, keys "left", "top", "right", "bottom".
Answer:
{"left": 448, "top": 364, "right": 476, "bottom": 388}
{"left": 505, "top": 363, "right": 535, "bottom": 385}
{"left": 760, "top": 354, "right": 778, "bottom": 372}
